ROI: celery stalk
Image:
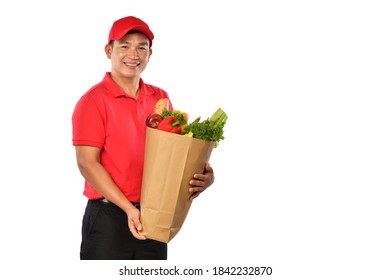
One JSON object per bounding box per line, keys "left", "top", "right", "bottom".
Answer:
{"left": 184, "top": 107, "right": 228, "bottom": 148}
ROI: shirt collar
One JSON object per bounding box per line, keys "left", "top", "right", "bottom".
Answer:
{"left": 102, "top": 72, "right": 149, "bottom": 99}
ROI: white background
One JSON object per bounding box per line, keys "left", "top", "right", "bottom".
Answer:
{"left": 0, "top": 0, "right": 389, "bottom": 279}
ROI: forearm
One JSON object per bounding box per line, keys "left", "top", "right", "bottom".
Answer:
{"left": 75, "top": 145, "right": 145, "bottom": 239}
{"left": 77, "top": 158, "right": 135, "bottom": 214}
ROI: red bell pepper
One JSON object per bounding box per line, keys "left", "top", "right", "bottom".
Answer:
{"left": 157, "top": 116, "right": 182, "bottom": 134}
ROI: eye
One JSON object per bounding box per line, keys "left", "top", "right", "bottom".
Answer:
{"left": 120, "top": 45, "right": 128, "bottom": 49}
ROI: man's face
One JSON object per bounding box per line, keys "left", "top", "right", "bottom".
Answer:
{"left": 105, "top": 32, "right": 152, "bottom": 79}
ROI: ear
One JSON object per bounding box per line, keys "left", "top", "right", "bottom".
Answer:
{"left": 105, "top": 44, "right": 112, "bottom": 59}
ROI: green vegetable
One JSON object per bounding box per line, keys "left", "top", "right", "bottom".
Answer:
{"left": 183, "top": 108, "right": 228, "bottom": 148}
{"left": 161, "top": 109, "right": 187, "bottom": 125}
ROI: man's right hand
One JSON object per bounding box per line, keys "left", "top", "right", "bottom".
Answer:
{"left": 127, "top": 207, "right": 146, "bottom": 240}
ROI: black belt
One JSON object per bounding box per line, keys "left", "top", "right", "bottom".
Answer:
{"left": 99, "top": 198, "right": 140, "bottom": 209}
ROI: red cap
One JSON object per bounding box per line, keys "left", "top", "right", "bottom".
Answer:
{"left": 108, "top": 16, "right": 154, "bottom": 46}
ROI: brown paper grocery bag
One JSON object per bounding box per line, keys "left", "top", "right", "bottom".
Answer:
{"left": 139, "top": 127, "right": 214, "bottom": 243}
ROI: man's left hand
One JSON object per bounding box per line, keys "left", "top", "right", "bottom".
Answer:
{"left": 189, "top": 163, "right": 215, "bottom": 200}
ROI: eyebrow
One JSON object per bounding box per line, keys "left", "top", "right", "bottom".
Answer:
{"left": 118, "top": 40, "right": 149, "bottom": 47}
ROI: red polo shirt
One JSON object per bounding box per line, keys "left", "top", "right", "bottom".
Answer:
{"left": 72, "top": 72, "right": 172, "bottom": 202}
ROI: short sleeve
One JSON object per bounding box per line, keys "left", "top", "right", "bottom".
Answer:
{"left": 72, "top": 94, "right": 105, "bottom": 148}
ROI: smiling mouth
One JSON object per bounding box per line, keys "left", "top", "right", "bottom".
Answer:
{"left": 124, "top": 62, "right": 140, "bottom": 67}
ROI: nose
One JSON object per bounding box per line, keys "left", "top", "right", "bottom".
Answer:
{"left": 127, "top": 47, "right": 139, "bottom": 59}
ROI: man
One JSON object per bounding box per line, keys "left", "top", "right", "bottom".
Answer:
{"left": 72, "top": 16, "right": 214, "bottom": 260}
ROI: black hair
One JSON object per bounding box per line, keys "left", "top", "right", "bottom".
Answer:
{"left": 126, "top": 30, "right": 151, "bottom": 47}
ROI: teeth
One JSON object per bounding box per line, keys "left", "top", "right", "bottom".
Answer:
{"left": 125, "top": 62, "right": 138, "bottom": 66}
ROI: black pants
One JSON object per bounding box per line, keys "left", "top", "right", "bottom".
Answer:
{"left": 80, "top": 199, "right": 167, "bottom": 260}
